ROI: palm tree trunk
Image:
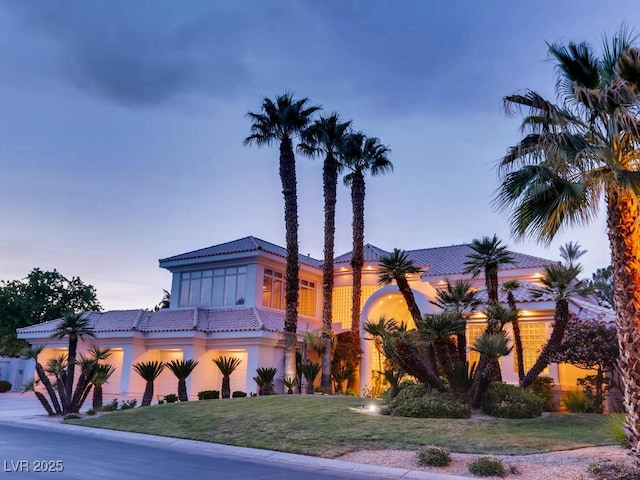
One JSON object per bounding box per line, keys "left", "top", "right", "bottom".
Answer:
{"left": 606, "top": 190, "right": 640, "bottom": 452}
{"left": 392, "top": 337, "right": 447, "bottom": 392}
{"left": 92, "top": 384, "right": 103, "bottom": 411}
{"left": 177, "top": 379, "right": 188, "bottom": 401}
{"left": 65, "top": 337, "right": 78, "bottom": 413}
{"left": 507, "top": 292, "right": 525, "bottom": 383}
{"left": 350, "top": 171, "right": 365, "bottom": 337}
{"left": 521, "top": 298, "right": 569, "bottom": 388}
{"left": 34, "top": 391, "right": 55, "bottom": 416}
{"left": 280, "top": 136, "right": 300, "bottom": 381}
{"left": 456, "top": 333, "right": 467, "bottom": 363}
{"left": 321, "top": 154, "right": 338, "bottom": 392}
{"left": 222, "top": 375, "right": 231, "bottom": 399}
{"left": 141, "top": 381, "right": 154, "bottom": 407}
{"left": 34, "top": 362, "right": 62, "bottom": 415}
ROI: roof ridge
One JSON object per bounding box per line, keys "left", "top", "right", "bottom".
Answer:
{"left": 192, "top": 308, "right": 199, "bottom": 330}
{"left": 131, "top": 310, "right": 145, "bottom": 331}
{"left": 252, "top": 306, "right": 264, "bottom": 330}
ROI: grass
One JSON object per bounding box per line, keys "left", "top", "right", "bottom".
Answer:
{"left": 68, "top": 396, "right": 615, "bottom": 458}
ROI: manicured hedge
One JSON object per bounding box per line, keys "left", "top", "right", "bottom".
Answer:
{"left": 390, "top": 384, "right": 470, "bottom": 419}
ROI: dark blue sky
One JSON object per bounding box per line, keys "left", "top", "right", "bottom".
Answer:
{"left": 0, "top": 1, "right": 630, "bottom": 308}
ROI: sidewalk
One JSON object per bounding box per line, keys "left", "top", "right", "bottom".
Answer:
{"left": 0, "top": 392, "right": 469, "bottom": 480}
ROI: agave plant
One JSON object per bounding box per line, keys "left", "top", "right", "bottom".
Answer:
{"left": 213, "top": 356, "right": 242, "bottom": 399}
{"left": 300, "top": 362, "right": 321, "bottom": 394}
{"left": 91, "top": 364, "right": 116, "bottom": 411}
{"left": 282, "top": 377, "right": 297, "bottom": 395}
{"left": 133, "top": 361, "right": 165, "bottom": 407}
{"left": 166, "top": 359, "right": 199, "bottom": 402}
{"left": 253, "top": 367, "right": 277, "bottom": 396}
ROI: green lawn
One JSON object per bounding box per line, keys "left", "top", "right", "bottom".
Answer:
{"left": 68, "top": 396, "right": 615, "bottom": 458}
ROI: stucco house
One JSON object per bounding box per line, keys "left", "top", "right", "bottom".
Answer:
{"left": 17, "top": 235, "right": 614, "bottom": 400}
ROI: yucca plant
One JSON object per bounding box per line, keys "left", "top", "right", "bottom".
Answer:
{"left": 213, "top": 356, "right": 242, "bottom": 399}
{"left": 91, "top": 364, "right": 115, "bottom": 411}
{"left": 253, "top": 367, "right": 277, "bottom": 396}
{"left": 166, "top": 359, "right": 199, "bottom": 402}
{"left": 22, "top": 345, "right": 62, "bottom": 415}
{"left": 133, "top": 361, "right": 165, "bottom": 407}
{"left": 23, "top": 380, "right": 55, "bottom": 416}
{"left": 470, "top": 332, "right": 512, "bottom": 405}
{"left": 282, "top": 377, "right": 297, "bottom": 395}
{"left": 300, "top": 362, "right": 321, "bottom": 394}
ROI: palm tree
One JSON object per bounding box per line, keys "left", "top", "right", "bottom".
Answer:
{"left": 521, "top": 264, "right": 591, "bottom": 388}
{"left": 463, "top": 235, "right": 515, "bottom": 313}
{"left": 91, "top": 363, "right": 115, "bottom": 411}
{"left": 244, "top": 93, "right": 321, "bottom": 381}
{"left": 133, "top": 361, "right": 164, "bottom": 407}
{"left": 299, "top": 114, "right": 352, "bottom": 392}
{"left": 344, "top": 133, "right": 393, "bottom": 339}
{"left": 213, "top": 355, "right": 242, "bottom": 399}
{"left": 166, "top": 359, "right": 199, "bottom": 402}
{"left": 23, "top": 345, "right": 62, "bottom": 415}
{"left": 378, "top": 249, "right": 423, "bottom": 324}
{"left": 49, "top": 313, "right": 95, "bottom": 413}
{"left": 470, "top": 331, "right": 513, "bottom": 405}
{"left": 501, "top": 279, "right": 525, "bottom": 383}
{"left": 431, "top": 279, "right": 482, "bottom": 362}
{"left": 253, "top": 367, "right": 277, "bottom": 396}
{"left": 495, "top": 31, "right": 640, "bottom": 445}
{"left": 416, "top": 312, "right": 463, "bottom": 373}
{"left": 559, "top": 241, "right": 587, "bottom": 268}
{"left": 300, "top": 362, "right": 321, "bottom": 394}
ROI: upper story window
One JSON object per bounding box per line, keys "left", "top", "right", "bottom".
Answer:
{"left": 178, "top": 266, "right": 247, "bottom": 308}
{"left": 262, "top": 268, "right": 315, "bottom": 316}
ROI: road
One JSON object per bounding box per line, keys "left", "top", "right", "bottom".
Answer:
{"left": 0, "top": 423, "right": 391, "bottom": 479}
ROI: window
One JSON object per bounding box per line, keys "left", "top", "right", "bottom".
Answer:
{"left": 332, "top": 285, "right": 380, "bottom": 329}
{"left": 178, "top": 266, "right": 247, "bottom": 308}
{"left": 262, "top": 268, "right": 316, "bottom": 316}
{"left": 467, "top": 324, "right": 486, "bottom": 369}
{"left": 517, "top": 322, "right": 548, "bottom": 373}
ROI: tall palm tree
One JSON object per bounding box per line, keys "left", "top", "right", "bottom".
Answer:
{"left": 213, "top": 356, "right": 242, "bottom": 399}
{"left": 133, "top": 360, "right": 164, "bottom": 407}
{"left": 166, "top": 359, "right": 199, "bottom": 402}
{"left": 559, "top": 241, "right": 587, "bottom": 268}
{"left": 378, "top": 249, "right": 423, "bottom": 324}
{"left": 501, "top": 279, "right": 525, "bottom": 383}
{"left": 299, "top": 114, "right": 352, "bottom": 392}
{"left": 244, "top": 93, "right": 321, "bottom": 380}
{"left": 344, "top": 132, "right": 393, "bottom": 339}
{"left": 431, "top": 279, "right": 482, "bottom": 363}
{"left": 495, "top": 30, "right": 640, "bottom": 446}
{"left": 49, "top": 313, "right": 95, "bottom": 413}
{"left": 463, "top": 235, "right": 515, "bottom": 314}
{"left": 91, "top": 363, "right": 115, "bottom": 411}
{"left": 521, "top": 264, "right": 591, "bottom": 388}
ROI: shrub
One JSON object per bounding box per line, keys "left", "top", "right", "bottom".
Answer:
{"left": 482, "top": 382, "right": 542, "bottom": 419}
{"left": 197, "top": 390, "right": 220, "bottom": 400}
{"left": 120, "top": 399, "right": 137, "bottom": 410}
{"left": 102, "top": 399, "right": 119, "bottom": 411}
{"left": 526, "top": 376, "right": 555, "bottom": 411}
{"left": 416, "top": 446, "right": 451, "bottom": 467}
{"left": 588, "top": 460, "right": 640, "bottom": 480}
{"left": 0, "top": 380, "right": 11, "bottom": 393}
{"left": 315, "top": 385, "right": 328, "bottom": 394}
{"left": 467, "top": 457, "right": 506, "bottom": 477}
{"left": 562, "top": 391, "right": 589, "bottom": 413}
{"left": 232, "top": 391, "right": 247, "bottom": 398}
{"left": 390, "top": 386, "right": 470, "bottom": 419}
{"left": 85, "top": 408, "right": 96, "bottom": 415}
{"left": 163, "top": 394, "right": 178, "bottom": 403}
{"left": 606, "top": 413, "right": 627, "bottom": 446}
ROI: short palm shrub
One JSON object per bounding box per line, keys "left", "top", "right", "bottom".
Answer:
{"left": 282, "top": 377, "right": 297, "bottom": 394}
{"left": 390, "top": 384, "right": 470, "bottom": 419}
{"left": 197, "top": 390, "right": 220, "bottom": 400}
{"left": 232, "top": 391, "right": 247, "bottom": 398}
{"left": 482, "top": 382, "right": 542, "bottom": 418}
{"left": 300, "top": 362, "right": 321, "bottom": 394}
{"left": 526, "top": 376, "right": 555, "bottom": 411}
{"left": 562, "top": 390, "right": 589, "bottom": 413}
{"left": 0, "top": 380, "right": 12, "bottom": 392}
{"left": 467, "top": 456, "right": 506, "bottom": 477}
{"left": 132, "top": 360, "right": 165, "bottom": 407}
{"left": 213, "top": 356, "right": 242, "bottom": 399}
{"left": 416, "top": 446, "right": 451, "bottom": 467}
{"left": 166, "top": 359, "right": 199, "bottom": 402}
{"left": 253, "top": 367, "right": 277, "bottom": 395}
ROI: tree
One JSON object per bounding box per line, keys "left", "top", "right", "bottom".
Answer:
{"left": 588, "top": 266, "right": 614, "bottom": 309}
{"left": 495, "top": 30, "right": 640, "bottom": 447}
{"left": 559, "top": 241, "right": 587, "bottom": 268}
{"left": 0, "top": 268, "right": 101, "bottom": 357}
{"left": 166, "top": 359, "right": 199, "bottom": 402}
{"left": 49, "top": 313, "right": 96, "bottom": 413}
{"left": 153, "top": 289, "right": 171, "bottom": 311}
{"left": 501, "top": 280, "right": 525, "bottom": 383}
{"left": 378, "top": 249, "right": 423, "bottom": 324}
{"left": 133, "top": 361, "right": 165, "bottom": 407}
{"left": 416, "top": 312, "right": 462, "bottom": 374}
{"left": 91, "top": 363, "right": 115, "bottom": 411}
{"left": 299, "top": 114, "right": 352, "bottom": 392}
{"left": 213, "top": 355, "right": 242, "bottom": 399}
{"left": 343, "top": 132, "right": 393, "bottom": 340}
{"left": 244, "top": 93, "right": 321, "bottom": 380}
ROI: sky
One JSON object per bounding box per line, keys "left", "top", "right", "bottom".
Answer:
{"left": 0, "top": 1, "right": 634, "bottom": 310}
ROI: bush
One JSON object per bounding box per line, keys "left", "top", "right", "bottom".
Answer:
{"left": 315, "top": 385, "right": 328, "bottom": 394}
{"left": 0, "top": 380, "right": 11, "bottom": 393}
{"left": 197, "top": 390, "right": 220, "bottom": 400}
{"left": 232, "top": 391, "right": 247, "bottom": 398}
{"left": 482, "top": 382, "right": 542, "bottom": 419}
{"left": 102, "top": 399, "right": 119, "bottom": 411}
{"left": 416, "top": 446, "right": 451, "bottom": 467}
{"left": 120, "top": 399, "right": 137, "bottom": 410}
{"left": 606, "top": 413, "right": 627, "bottom": 446}
{"left": 588, "top": 460, "right": 640, "bottom": 480}
{"left": 526, "top": 376, "right": 555, "bottom": 411}
{"left": 562, "top": 390, "right": 589, "bottom": 413}
{"left": 467, "top": 456, "right": 506, "bottom": 477}
{"left": 85, "top": 408, "right": 96, "bottom": 415}
{"left": 390, "top": 385, "right": 470, "bottom": 419}
{"left": 163, "top": 394, "right": 178, "bottom": 403}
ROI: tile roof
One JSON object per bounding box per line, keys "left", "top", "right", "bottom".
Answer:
{"left": 334, "top": 243, "right": 554, "bottom": 276}
{"left": 159, "top": 236, "right": 322, "bottom": 268}
{"left": 16, "top": 307, "right": 305, "bottom": 336}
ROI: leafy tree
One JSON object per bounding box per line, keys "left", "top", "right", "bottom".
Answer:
{"left": 300, "top": 114, "right": 352, "bottom": 392}
{"left": 588, "top": 266, "right": 614, "bottom": 309}
{"left": 166, "top": 359, "right": 199, "bottom": 402}
{"left": 244, "top": 93, "right": 321, "bottom": 380}
{"left": 0, "top": 268, "right": 101, "bottom": 356}
{"left": 133, "top": 361, "right": 165, "bottom": 407}
{"left": 495, "top": 29, "right": 640, "bottom": 448}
